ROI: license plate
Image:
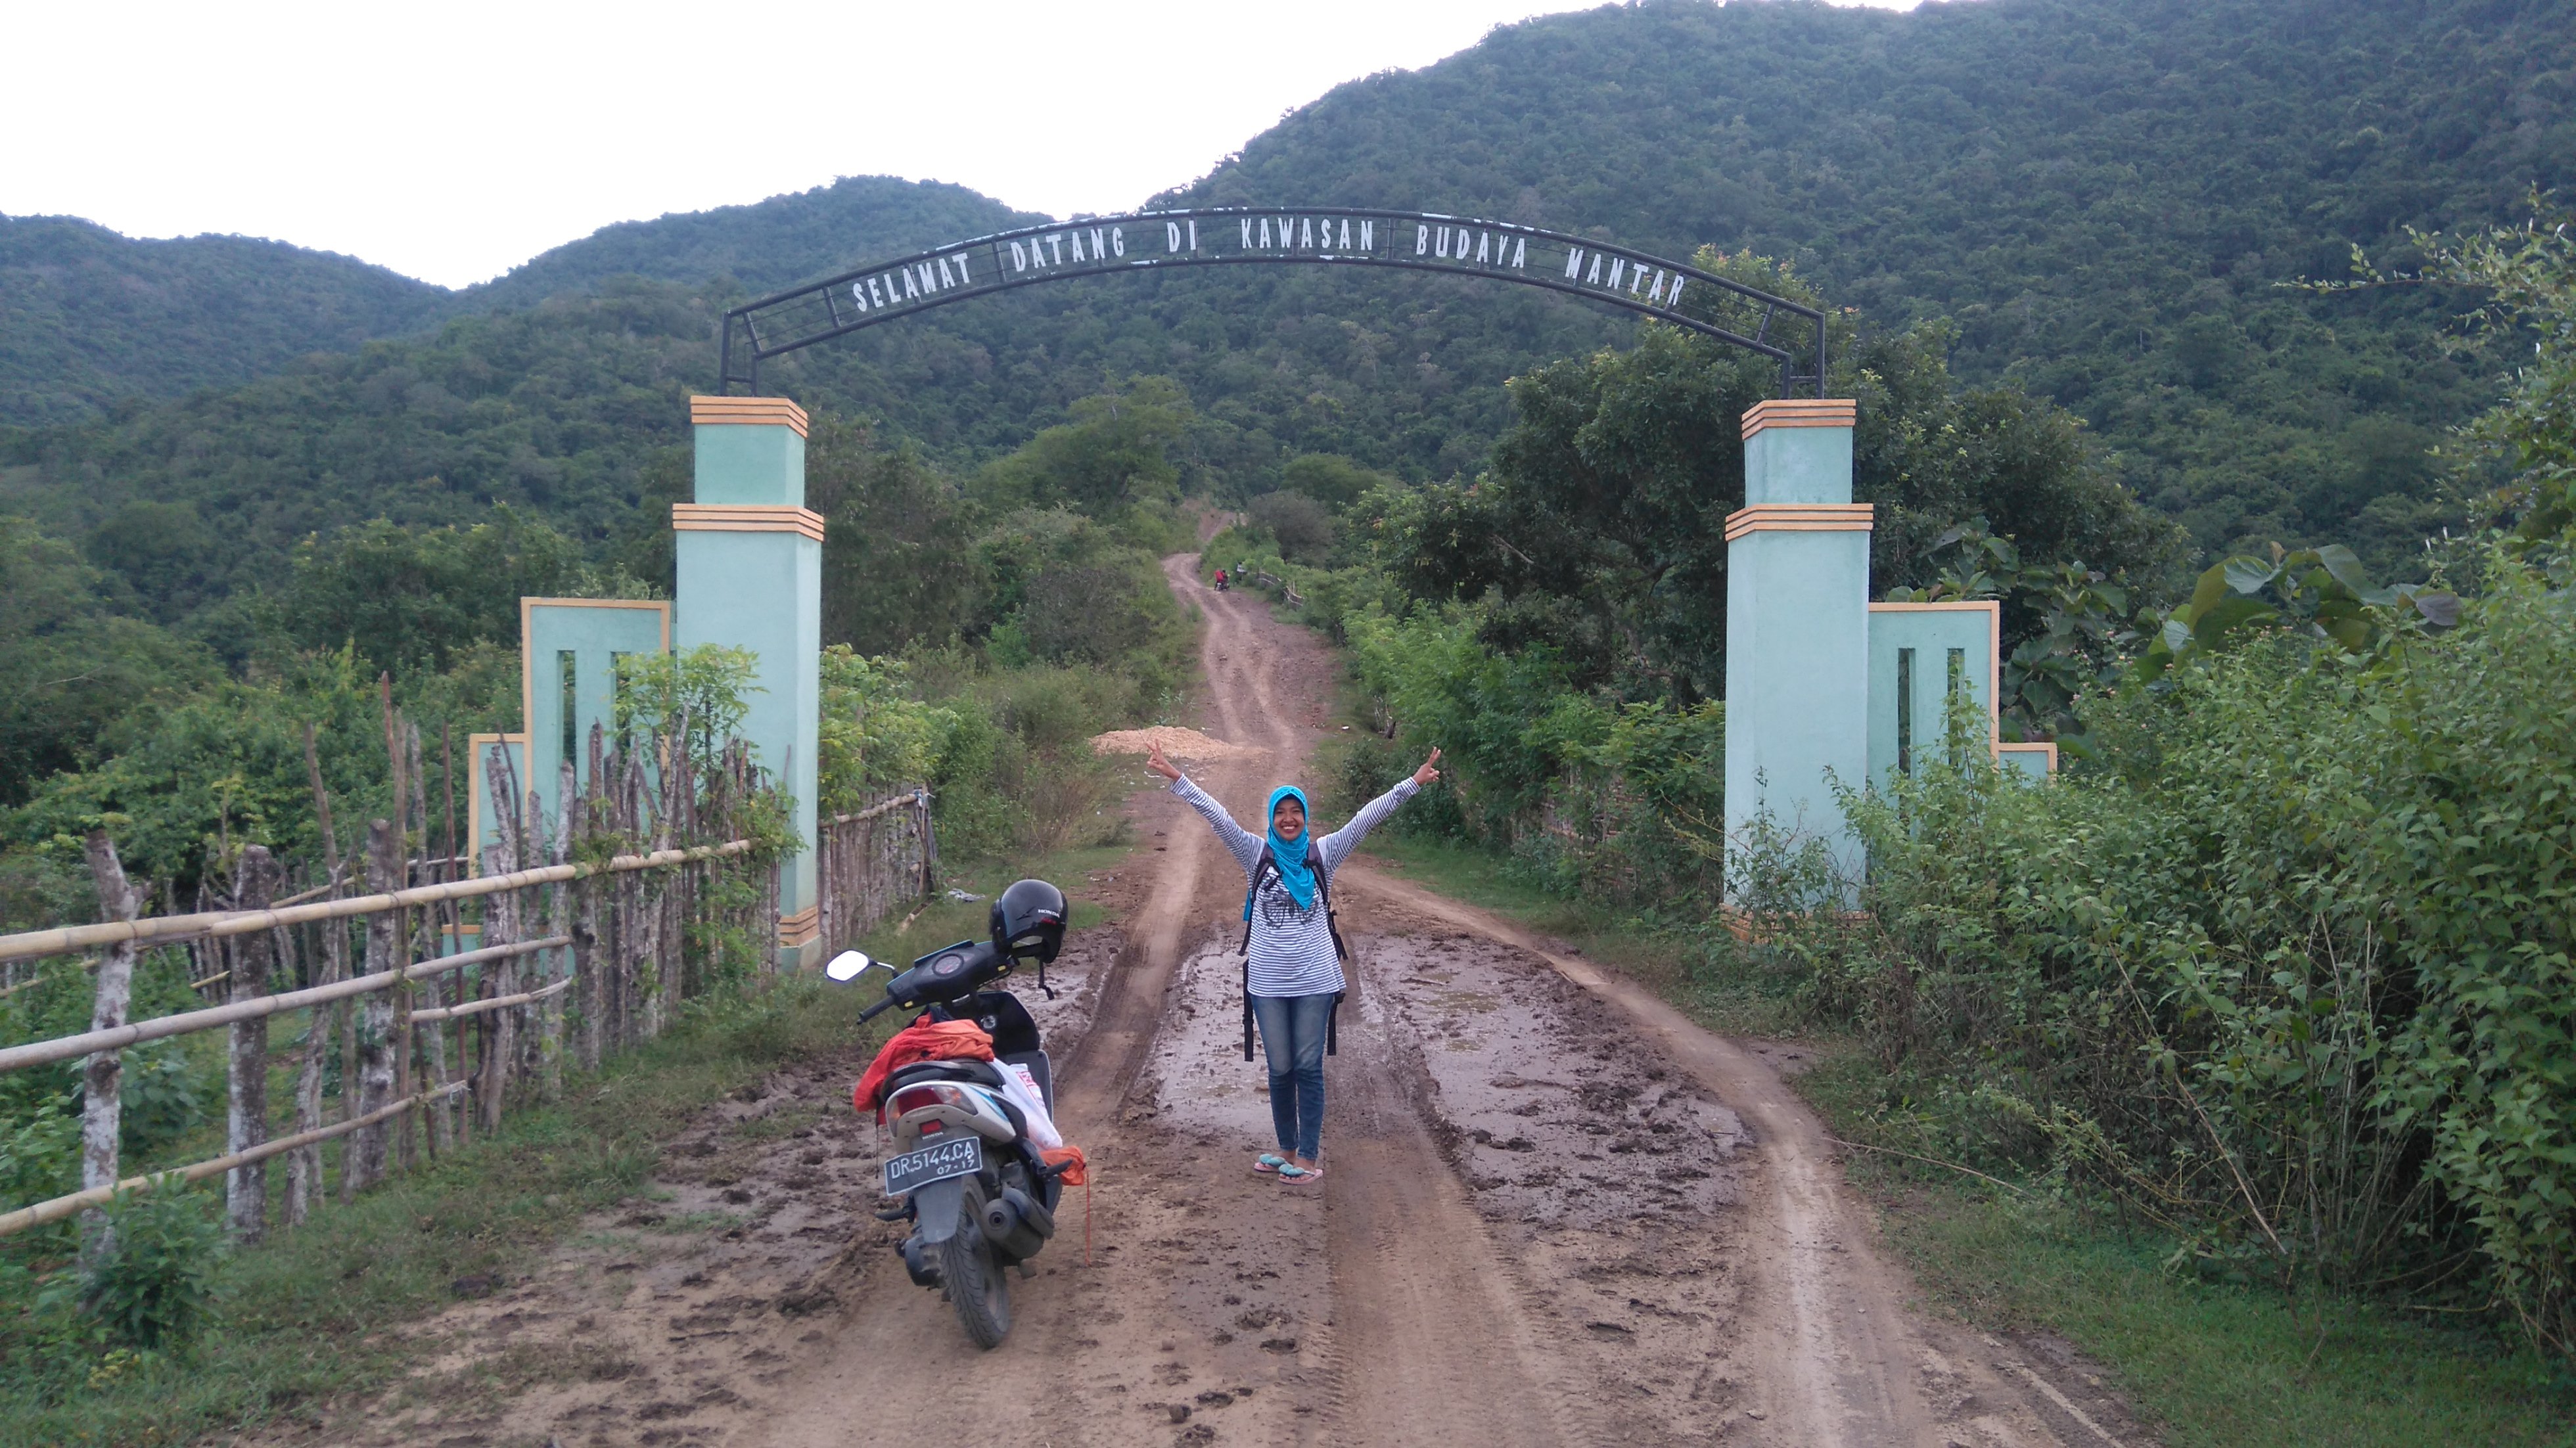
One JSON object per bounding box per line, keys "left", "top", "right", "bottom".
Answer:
{"left": 883, "top": 1136, "right": 982, "bottom": 1196}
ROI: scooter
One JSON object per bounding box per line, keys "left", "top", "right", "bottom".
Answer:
{"left": 825, "top": 878, "right": 1070, "bottom": 1348}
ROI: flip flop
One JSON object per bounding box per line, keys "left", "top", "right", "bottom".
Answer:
{"left": 1277, "top": 1162, "right": 1323, "bottom": 1185}
{"left": 1253, "top": 1153, "right": 1288, "bottom": 1174}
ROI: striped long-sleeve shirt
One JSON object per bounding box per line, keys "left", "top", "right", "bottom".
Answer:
{"left": 1170, "top": 775, "right": 1419, "bottom": 998}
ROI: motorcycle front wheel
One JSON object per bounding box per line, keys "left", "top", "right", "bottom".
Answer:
{"left": 939, "top": 1208, "right": 1012, "bottom": 1348}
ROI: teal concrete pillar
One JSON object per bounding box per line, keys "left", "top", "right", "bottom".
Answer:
{"left": 676, "top": 395, "right": 823, "bottom": 967}
{"left": 1865, "top": 601, "right": 1998, "bottom": 791}
{"left": 1722, "top": 399, "right": 1869, "bottom": 897}
{"left": 519, "top": 599, "right": 672, "bottom": 815}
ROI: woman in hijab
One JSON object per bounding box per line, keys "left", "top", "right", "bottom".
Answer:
{"left": 1145, "top": 739, "right": 1442, "bottom": 1185}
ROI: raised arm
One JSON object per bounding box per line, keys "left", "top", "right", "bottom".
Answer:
{"left": 1170, "top": 777, "right": 1264, "bottom": 873}
{"left": 1320, "top": 748, "right": 1442, "bottom": 873}
{"left": 1145, "top": 740, "right": 1263, "bottom": 874}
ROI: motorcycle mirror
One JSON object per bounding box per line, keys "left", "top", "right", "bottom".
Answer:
{"left": 823, "top": 950, "right": 875, "bottom": 984}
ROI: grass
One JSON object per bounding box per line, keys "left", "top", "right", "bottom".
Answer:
{"left": 0, "top": 838, "right": 1138, "bottom": 1447}
{"left": 1355, "top": 830, "right": 2576, "bottom": 1447}
{"left": 1801, "top": 1058, "right": 2576, "bottom": 1447}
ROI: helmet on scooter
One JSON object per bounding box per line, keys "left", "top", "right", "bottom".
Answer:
{"left": 991, "top": 878, "right": 1067, "bottom": 964}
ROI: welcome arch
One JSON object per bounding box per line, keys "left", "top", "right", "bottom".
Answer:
{"left": 716, "top": 206, "right": 1828, "bottom": 399}
{"left": 480, "top": 203, "right": 2040, "bottom": 970}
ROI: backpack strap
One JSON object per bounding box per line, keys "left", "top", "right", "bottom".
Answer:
{"left": 1314, "top": 863, "right": 1351, "bottom": 967}
{"left": 1242, "top": 846, "right": 1271, "bottom": 1062}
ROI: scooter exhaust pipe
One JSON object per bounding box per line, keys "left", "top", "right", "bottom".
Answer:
{"left": 979, "top": 1187, "right": 1053, "bottom": 1259}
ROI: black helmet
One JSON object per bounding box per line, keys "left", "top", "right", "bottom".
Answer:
{"left": 990, "top": 878, "right": 1067, "bottom": 963}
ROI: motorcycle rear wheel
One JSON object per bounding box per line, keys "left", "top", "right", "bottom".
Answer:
{"left": 940, "top": 1211, "right": 1012, "bottom": 1348}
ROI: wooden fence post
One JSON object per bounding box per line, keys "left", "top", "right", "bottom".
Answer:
{"left": 405, "top": 720, "right": 453, "bottom": 1159}
{"left": 438, "top": 722, "right": 466, "bottom": 1150}
{"left": 514, "top": 782, "right": 548, "bottom": 1096}
{"left": 79, "top": 831, "right": 141, "bottom": 1267}
{"left": 290, "top": 725, "right": 344, "bottom": 1227}
{"left": 538, "top": 781, "right": 568, "bottom": 1102}
{"left": 653, "top": 756, "right": 680, "bottom": 1031}
{"left": 480, "top": 746, "right": 523, "bottom": 1129}
{"left": 475, "top": 844, "right": 515, "bottom": 1133}
{"left": 919, "top": 788, "right": 938, "bottom": 896}
{"left": 346, "top": 819, "right": 399, "bottom": 1196}
{"left": 225, "top": 844, "right": 280, "bottom": 1243}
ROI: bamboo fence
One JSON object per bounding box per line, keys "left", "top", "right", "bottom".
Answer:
{"left": 816, "top": 788, "right": 936, "bottom": 960}
{"left": 1229, "top": 562, "right": 1305, "bottom": 608}
{"left": 0, "top": 713, "right": 938, "bottom": 1250}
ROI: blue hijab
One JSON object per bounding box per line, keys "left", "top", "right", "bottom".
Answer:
{"left": 1256, "top": 785, "right": 1318, "bottom": 913}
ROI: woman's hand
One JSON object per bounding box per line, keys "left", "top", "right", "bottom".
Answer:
{"left": 1412, "top": 746, "right": 1442, "bottom": 787}
{"left": 1145, "top": 740, "right": 1184, "bottom": 782}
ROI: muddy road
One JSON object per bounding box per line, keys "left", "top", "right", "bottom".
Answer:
{"left": 288, "top": 558, "right": 2144, "bottom": 1448}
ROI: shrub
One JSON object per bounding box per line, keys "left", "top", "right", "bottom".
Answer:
{"left": 104, "top": 1045, "right": 200, "bottom": 1158}
{"left": 0, "top": 1099, "right": 79, "bottom": 1229}
{"left": 1248, "top": 491, "right": 1335, "bottom": 564}
{"left": 816, "top": 648, "right": 955, "bottom": 813}
{"left": 82, "top": 1183, "right": 225, "bottom": 1350}
{"left": 1840, "top": 559, "right": 2576, "bottom": 1351}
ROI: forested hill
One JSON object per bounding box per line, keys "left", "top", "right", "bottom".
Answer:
{"left": 0, "top": 178, "right": 1040, "bottom": 428}
{"left": 5, "top": 0, "right": 2570, "bottom": 627}
{"left": 0, "top": 216, "right": 447, "bottom": 426}
{"left": 1169, "top": 0, "right": 2576, "bottom": 560}
{"left": 467, "top": 177, "right": 1040, "bottom": 311}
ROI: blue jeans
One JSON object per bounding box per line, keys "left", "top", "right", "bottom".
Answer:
{"left": 1250, "top": 991, "right": 1333, "bottom": 1160}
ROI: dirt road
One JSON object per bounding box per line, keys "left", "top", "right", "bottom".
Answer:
{"left": 294, "top": 557, "right": 2144, "bottom": 1448}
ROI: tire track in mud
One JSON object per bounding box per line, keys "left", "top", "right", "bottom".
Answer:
{"left": 1334, "top": 866, "right": 2145, "bottom": 1447}
{"left": 1304, "top": 981, "right": 1587, "bottom": 1448}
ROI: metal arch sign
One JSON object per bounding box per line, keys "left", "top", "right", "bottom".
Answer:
{"left": 718, "top": 207, "right": 1828, "bottom": 399}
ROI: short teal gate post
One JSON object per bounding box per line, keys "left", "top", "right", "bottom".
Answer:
{"left": 677, "top": 395, "right": 824, "bottom": 968}
{"left": 1722, "top": 399, "right": 1869, "bottom": 901}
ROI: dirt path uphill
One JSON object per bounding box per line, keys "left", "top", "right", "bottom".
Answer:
{"left": 280, "top": 556, "right": 2140, "bottom": 1448}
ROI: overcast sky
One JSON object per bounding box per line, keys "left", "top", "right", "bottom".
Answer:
{"left": 3, "top": 0, "right": 1920, "bottom": 290}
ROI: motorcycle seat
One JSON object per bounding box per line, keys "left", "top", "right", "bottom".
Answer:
{"left": 887, "top": 1059, "right": 1006, "bottom": 1091}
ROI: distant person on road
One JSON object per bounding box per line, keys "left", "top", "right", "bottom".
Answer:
{"left": 1144, "top": 738, "right": 1442, "bottom": 1186}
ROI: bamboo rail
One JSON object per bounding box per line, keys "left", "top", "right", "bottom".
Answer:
{"left": 0, "top": 842, "right": 754, "bottom": 965}
{"left": 0, "top": 1081, "right": 470, "bottom": 1239}
{"left": 408, "top": 975, "right": 572, "bottom": 1022}
{"left": 830, "top": 790, "right": 927, "bottom": 826}
{"left": 0, "top": 937, "right": 568, "bottom": 1075}
{"left": 1237, "top": 567, "right": 1305, "bottom": 607}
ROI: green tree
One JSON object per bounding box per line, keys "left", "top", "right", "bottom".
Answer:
{"left": 975, "top": 376, "right": 1191, "bottom": 519}
{"left": 806, "top": 419, "right": 984, "bottom": 655}
{"left": 613, "top": 644, "right": 760, "bottom": 779}
{"left": 1247, "top": 491, "right": 1335, "bottom": 564}
{"left": 2429, "top": 200, "right": 2576, "bottom": 554}
{"left": 270, "top": 507, "right": 649, "bottom": 676}
{"left": 5, "top": 648, "right": 386, "bottom": 888}
{"left": 816, "top": 648, "right": 956, "bottom": 813}
{"left": 1381, "top": 257, "right": 2167, "bottom": 700}
{"left": 0, "top": 518, "right": 216, "bottom": 807}
{"left": 1276, "top": 454, "right": 1394, "bottom": 510}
